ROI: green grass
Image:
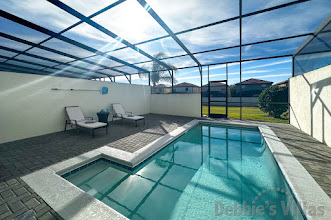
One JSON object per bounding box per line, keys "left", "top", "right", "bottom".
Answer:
{"left": 202, "top": 106, "right": 288, "bottom": 123}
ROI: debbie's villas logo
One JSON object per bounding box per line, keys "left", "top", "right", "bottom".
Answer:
{"left": 214, "top": 188, "right": 325, "bottom": 217}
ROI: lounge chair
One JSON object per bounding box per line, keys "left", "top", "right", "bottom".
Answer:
{"left": 64, "top": 106, "right": 108, "bottom": 138}
{"left": 112, "top": 103, "right": 145, "bottom": 127}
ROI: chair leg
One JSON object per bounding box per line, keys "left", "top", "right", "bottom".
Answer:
{"left": 106, "top": 126, "right": 108, "bottom": 134}
{"left": 64, "top": 120, "right": 68, "bottom": 131}
{"left": 92, "top": 129, "right": 95, "bottom": 138}
{"left": 136, "top": 120, "right": 138, "bottom": 127}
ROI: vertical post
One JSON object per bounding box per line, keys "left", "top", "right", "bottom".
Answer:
{"left": 208, "top": 66, "right": 210, "bottom": 117}
{"left": 129, "top": 75, "right": 132, "bottom": 84}
{"left": 171, "top": 70, "right": 174, "bottom": 93}
{"left": 226, "top": 63, "right": 228, "bottom": 118}
{"left": 289, "top": 55, "right": 294, "bottom": 124}
{"left": 200, "top": 66, "right": 203, "bottom": 117}
{"left": 288, "top": 77, "right": 291, "bottom": 124}
{"left": 148, "top": 72, "right": 151, "bottom": 86}
{"left": 239, "top": 0, "right": 243, "bottom": 120}
{"left": 292, "top": 55, "right": 295, "bottom": 77}
{"left": 113, "top": 76, "right": 116, "bottom": 82}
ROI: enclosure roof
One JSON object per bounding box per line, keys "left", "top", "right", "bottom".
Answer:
{"left": 0, "top": 0, "right": 330, "bottom": 80}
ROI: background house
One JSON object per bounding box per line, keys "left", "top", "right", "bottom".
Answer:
{"left": 235, "top": 78, "right": 273, "bottom": 97}
{"left": 172, "top": 82, "right": 201, "bottom": 94}
{"left": 152, "top": 84, "right": 171, "bottom": 94}
{"left": 274, "top": 80, "right": 289, "bottom": 87}
{"left": 201, "top": 82, "right": 231, "bottom": 97}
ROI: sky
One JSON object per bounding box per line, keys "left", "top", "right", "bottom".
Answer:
{"left": 0, "top": 0, "right": 330, "bottom": 84}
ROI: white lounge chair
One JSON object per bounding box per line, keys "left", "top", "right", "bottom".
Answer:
{"left": 112, "top": 103, "right": 145, "bottom": 127}
{"left": 64, "top": 106, "right": 108, "bottom": 138}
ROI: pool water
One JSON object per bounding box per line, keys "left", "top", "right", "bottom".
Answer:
{"left": 65, "top": 124, "right": 304, "bottom": 220}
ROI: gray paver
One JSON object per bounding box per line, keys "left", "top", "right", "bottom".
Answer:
{"left": 38, "top": 212, "right": 56, "bottom": 220}
{"left": 0, "top": 114, "right": 330, "bottom": 219}
{"left": 8, "top": 201, "right": 25, "bottom": 213}
{"left": 0, "top": 204, "right": 9, "bottom": 215}
{"left": 24, "top": 198, "right": 40, "bottom": 209}
{"left": 1, "top": 190, "right": 14, "bottom": 199}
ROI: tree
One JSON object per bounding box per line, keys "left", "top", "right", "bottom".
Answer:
{"left": 139, "top": 52, "right": 177, "bottom": 86}
{"left": 258, "top": 85, "right": 288, "bottom": 118}
{"left": 229, "top": 84, "right": 237, "bottom": 97}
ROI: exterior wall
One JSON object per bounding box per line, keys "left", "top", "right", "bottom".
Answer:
{"left": 172, "top": 86, "right": 201, "bottom": 94}
{"left": 235, "top": 83, "right": 271, "bottom": 96}
{"left": 289, "top": 64, "right": 331, "bottom": 147}
{"left": 0, "top": 71, "right": 151, "bottom": 144}
{"left": 172, "top": 87, "right": 193, "bottom": 93}
{"left": 151, "top": 94, "right": 201, "bottom": 118}
{"left": 193, "top": 87, "right": 201, "bottom": 93}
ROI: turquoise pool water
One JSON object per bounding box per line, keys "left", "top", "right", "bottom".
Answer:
{"left": 65, "top": 124, "right": 304, "bottom": 220}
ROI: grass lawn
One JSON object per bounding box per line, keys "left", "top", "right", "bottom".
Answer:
{"left": 202, "top": 106, "right": 288, "bottom": 123}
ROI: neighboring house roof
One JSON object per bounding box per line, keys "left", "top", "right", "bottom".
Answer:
{"left": 174, "top": 82, "right": 200, "bottom": 87}
{"left": 235, "top": 78, "right": 273, "bottom": 85}
{"left": 202, "top": 82, "right": 227, "bottom": 87}
{"left": 274, "top": 80, "right": 288, "bottom": 86}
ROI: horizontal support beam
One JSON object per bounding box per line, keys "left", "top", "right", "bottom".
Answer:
{"left": 147, "top": 54, "right": 294, "bottom": 72}
{"left": 0, "top": 54, "right": 101, "bottom": 79}
{"left": 137, "top": 0, "right": 201, "bottom": 67}
{"left": 0, "top": 32, "right": 124, "bottom": 77}
{"left": 0, "top": 63, "right": 84, "bottom": 79}
{"left": 109, "top": 32, "right": 313, "bottom": 69}
{"left": 0, "top": 45, "right": 114, "bottom": 78}
{"left": 5, "top": 0, "right": 127, "bottom": 70}
{"left": 47, "top": 0, "right": 172, "bottom": 71}
{"left": 109, "top": 0, "right": 311, "bottom": 54}
{"left": 0, "top": 10, "right": 147, "bottom": 74}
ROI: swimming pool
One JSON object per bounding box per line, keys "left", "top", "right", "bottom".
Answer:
{"left": 64, "top": 124, "right": 304, "bottom": 219}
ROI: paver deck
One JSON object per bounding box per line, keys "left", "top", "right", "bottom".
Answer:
{"left": 0, "top": 114, "right": 330, "bottom": 219}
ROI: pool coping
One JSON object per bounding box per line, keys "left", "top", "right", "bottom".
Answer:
{"left": 21, "top": 119, "right": 331, "bottom": 220}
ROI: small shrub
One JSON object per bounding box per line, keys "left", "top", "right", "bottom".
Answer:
{"left": 258, "top": 85, "right": 288, "bottom": 118}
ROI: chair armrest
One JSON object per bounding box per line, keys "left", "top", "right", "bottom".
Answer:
{"left": 114, "top": 113, "right": 122, "bottom": 117}
{"left": 125, "top": 112, "right": 133, "bottom": 114}
{"left": 85, "top": 117, "right": 93, "bottom": 120}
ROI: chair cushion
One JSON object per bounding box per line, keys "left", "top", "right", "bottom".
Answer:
{"left": 112, "top": 103, "right": 126, "bottom": 116}
{"left": 77, "top": 121, "right": 107, "bottom": 129}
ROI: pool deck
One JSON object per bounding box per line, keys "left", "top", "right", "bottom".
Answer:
{"left": 0, "top": 114, "right": 330, "bottom": 219}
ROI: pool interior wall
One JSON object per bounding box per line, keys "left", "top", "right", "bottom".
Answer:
{"left": 64, "top": 124, "right": 305, "bottom": 220}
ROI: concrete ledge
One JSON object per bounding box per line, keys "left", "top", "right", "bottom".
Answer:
{"left": 22, "top": 119, "right": 331, "bottom": 220}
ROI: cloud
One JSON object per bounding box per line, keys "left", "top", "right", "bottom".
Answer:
{"left": 177, "top": 70, "right": 270, "bottom": 80}
{"left": 0, "top": 0, "right": 80, "bottom": 32}
{"left": 243, "top": 58, "right": 291, "bottom": 70}
{"left": 243, "top": 73, "right": 291, "bottom": 80}
{"left": 176, "top": 63, "right": 241, "bottom": 77}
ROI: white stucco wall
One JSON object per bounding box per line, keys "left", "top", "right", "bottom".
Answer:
{"left": 150, "top": 94, "right": 201, "bottom": 118}
{"left": 0, "top": 71, "right": 151, "bottom": 144}
{"left": 289, "top": 65, "right": 331, "bottom": 147}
